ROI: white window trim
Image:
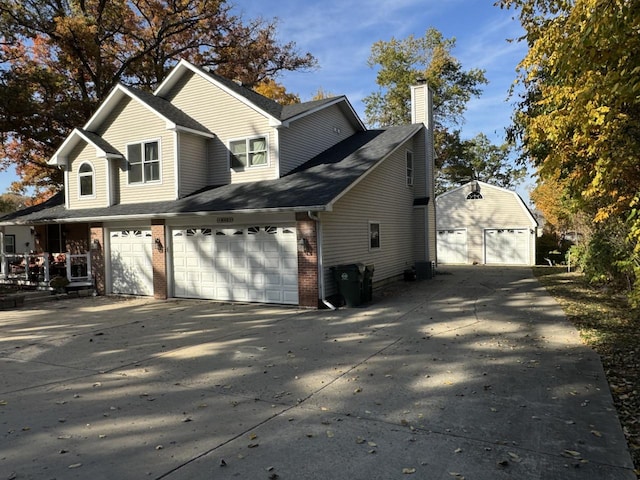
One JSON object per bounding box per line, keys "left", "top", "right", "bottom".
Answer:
{"left": 77, "top": 161, "right": 96, "bottom": 199}
{"left": 228, "top": 133, "right": 270, "bottom": 170}
{"left": 126, "top": 138, "right": 163, "bottom": 186}
{"left": 369, "top": 221, "right": 381, "bottom": 251}
{"left": 406, "top": 150, "right": 414, "bottom": 187}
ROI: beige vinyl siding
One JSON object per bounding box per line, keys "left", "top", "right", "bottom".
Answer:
{"left": 279, "top": 104, "right": 358, "bottom": 175}
{"left": 163, "top": 70, "right": 277, "bottom": 184}
{"left": 410, "top": 131, "right": 427, "bottom": 197}
{"left": 178, "top": 132, "right": 208, "bottom": 197}
{"left": 98, "top": 97, "right": 176, "bottom": 204}
{"left": 321, "top": 142, "right": 415, "bottom": 296}
{"left": 437, "top": 183, "right": 536, "bottom": 264}
{"left": 427, "top": 201, "right": 437, "bottom": 261}
{"left": 413, "top": 86, "right": 426, "bottom": 125}
{"left": 67, "top": 142, "right": 108, "bottom": 209}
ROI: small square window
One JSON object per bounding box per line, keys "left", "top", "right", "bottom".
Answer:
{"left": 128, "top": 140, "right": 160, "bottom": 184}
{"left": 230, "top": 136, "right": 268, "bottom": 169}
{"left": 369, "top": 222, "right": 380, "bottom": 250}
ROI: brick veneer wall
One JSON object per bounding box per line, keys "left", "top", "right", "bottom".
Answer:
{"left": 296, "top": 213, "right": 319, "bottom": 308}
{"left": 151, "top": 221, "right": 167, "bottom": 300}
{"left": 89, "top": 224, "right": 105, "bottom": 295}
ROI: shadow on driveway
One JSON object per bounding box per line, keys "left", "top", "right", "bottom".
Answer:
{"left": 0, "top": 266, "right": 635, "bottom": 479}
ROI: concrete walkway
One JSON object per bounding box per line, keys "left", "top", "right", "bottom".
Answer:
{"left": 0, "top": 266, "right": 635, "bottom": 479}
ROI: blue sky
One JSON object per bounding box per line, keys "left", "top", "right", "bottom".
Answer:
{"left": 0, "top": 0, "right": 534, "bottom": 201}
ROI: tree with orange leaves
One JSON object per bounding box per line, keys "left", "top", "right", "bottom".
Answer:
{"left": 0, "top": 0, "right": 316, "bottom": 198}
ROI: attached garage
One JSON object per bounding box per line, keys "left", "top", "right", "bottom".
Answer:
{"left": 109, "top": 229, "right": 154, "bottom": 295}
{"left": 172, "top": 225, "right": 298, "bottom": 304}
{"left": 437, "top": 229, "right": 468, "bottom": 264}
{"left": 436, "top": 181, "right": 538, "bottom": 266}
{"left": 485, "top": 228, "right": 530, "bottom": 265}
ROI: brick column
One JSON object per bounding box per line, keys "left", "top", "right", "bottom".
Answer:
{"left": 296, "top": 212, "right": 319, "bottom": 308}
{"left": 89, "top": 224, "right": 105, "bottom": 295}
{"left": 151, "top": 220, "right": 167, "bottom": 300}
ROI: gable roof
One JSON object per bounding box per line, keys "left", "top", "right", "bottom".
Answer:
{"left": 436, "top": 180, "right": 538, "bottom": 227}
{"left": 2, "top": 124, "right": 422, "bottom": 225}
{"left": 155, "top": 59, "right": 365, "bottom": 130}
{"left": 49, "top": 83, "right": 215, "bottom": 167}
{"left": 49, "top": 128, "right": 123, "bottom": 166}
{"left": 82, "top": 84, "right": 213, "bottom": 138}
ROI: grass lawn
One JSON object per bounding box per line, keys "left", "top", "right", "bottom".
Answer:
{"left": 533, "top": 266, "right": 639, "bottom": 473}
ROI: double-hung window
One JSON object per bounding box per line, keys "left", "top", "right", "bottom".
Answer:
{"left": 128, "top": 140, "right": 160, "bottom": 184}
{"left": 78, "top": 162, "right": 95, "bottom": 197}
{"left": 4, "top": 234, "right": 15, "bottom": 254}
{"left": 406, "top": 150, "right": 414, "bottom": 186}
{"left": 230, "top": 136, "right": 268, "bottom": 169}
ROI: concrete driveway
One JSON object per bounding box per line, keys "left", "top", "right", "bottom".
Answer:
{"left": 0, "top": 266, "right": 635, "bottom": 479}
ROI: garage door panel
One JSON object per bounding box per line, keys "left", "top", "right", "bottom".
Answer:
{"left": 437, "top": 229, "right": 467, "bottom": 264}
{"left": 172, "top": 225, "right": 299, "bottom": 304}
{"left": 485, "top": 229, "right": 529, "bottom": 265}
{"left": 110, "top": 229, "right": 153, "bottom": 296}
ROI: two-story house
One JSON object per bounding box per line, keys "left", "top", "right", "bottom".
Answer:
{"left": 0, "top": 59, "right": 436, "bottom": 307}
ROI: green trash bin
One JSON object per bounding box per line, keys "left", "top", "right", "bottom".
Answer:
{"left": 363, "top": 264, "right": 374, "bottom": 302}
{"left": 331, "top": 264, "right": 365, "bottom": 307}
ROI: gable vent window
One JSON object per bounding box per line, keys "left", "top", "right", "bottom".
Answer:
{"left": 128, "top": 140, "right": 160, "bottom": 184}
{"left": 406, "top": 150, "right": 414, "bottom": 186}
{"left": 466, "top": 191, "right": 483, "bottom": 200}
{"left": 78, "top": 162, "right": 95, "bottom": 197}
{"left": 230, "top": 136, "right": 268, "bottom": 169}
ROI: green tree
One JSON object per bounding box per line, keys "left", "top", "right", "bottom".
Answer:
{"left": 363, "top": 27, "right": 489, "bottom": 195}
{"left": 501, "top": 0, "right": 640, "bottom": 298}
{"left": 0, "top": 0, "right": 316, "bottom": 195}
{"left": 437, "top": 133, "right": 526, "bottom": 195}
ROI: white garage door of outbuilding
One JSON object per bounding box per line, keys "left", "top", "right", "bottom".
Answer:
{"left": 485, "top": 229, "right": 529, "bottom": 265}
{"left": 172, "top": 225, "right": 299, "bottom": 305}
{"left": 437, "top": 229, "right": 468, "bottom": 264}
{"left": 110, "top": 229, "right": 154, "bottom": 296}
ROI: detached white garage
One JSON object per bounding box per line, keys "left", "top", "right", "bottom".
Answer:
{"left": 172, "top": 225, "right": 299, "bottom": 304}
{"left": 436, "top": 181, "right": 538, "bottom": 266}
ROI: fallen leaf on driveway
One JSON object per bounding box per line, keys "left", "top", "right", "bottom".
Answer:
{"left": 402, "top": 467, "right": 416, "bottom": 474}
{"left": 562, "top": 450, "right": 581, "bottom": 458}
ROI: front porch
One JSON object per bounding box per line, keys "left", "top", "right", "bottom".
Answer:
{"left": 0, "top": 251, "right": 94, "bottom": 291}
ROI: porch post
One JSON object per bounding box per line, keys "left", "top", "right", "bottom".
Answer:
{"left": 0, "top": 229, "right": 5, "bottom": 279}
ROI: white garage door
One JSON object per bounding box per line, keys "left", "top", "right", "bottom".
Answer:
{"left": 172, "top": 225, "right": 299, "bottom": 304}
{"left": 110, "top": 229, "right": 154, "bottom": 296}
{"left": 485, "top": 229, "right": 529, "bottom": 265}
{"left": 437, "top": 229, "right": 468, "bottom": 264}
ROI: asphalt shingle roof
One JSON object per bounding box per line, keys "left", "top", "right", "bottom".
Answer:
{"left": 196, "top": 66, "right": 344, "bottom": 123}
{"left": 0, "top": 124, "right": 422, "bottom": 225}
{"left": 77, "top": 129, "right": 122, "bottom": 157}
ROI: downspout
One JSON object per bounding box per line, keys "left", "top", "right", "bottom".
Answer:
{"left": 307, "top": 210, "right": 336, "bottom": 310}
